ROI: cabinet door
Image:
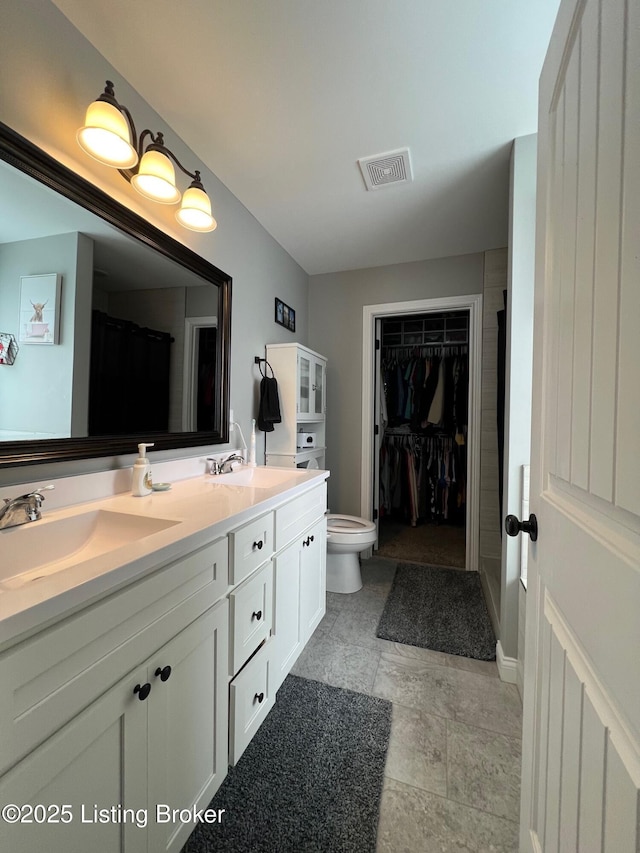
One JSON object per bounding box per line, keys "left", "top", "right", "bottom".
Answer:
{"left": 0, "top": 664, "right": 149, "bottom": 853}
{"left": 300, "top": 518, "right": 327, "bottom": 642}
{"left": 312, "top": 357, "right": 326, "bottom": 418}
{"left": 297, "top": 352, "right": 311, "bottom": 416}
{"left": 272, "top": 542, "right": 303, "bottom": 693}
{"left": 147, "top": 599, "right": 228, "bottom": 853}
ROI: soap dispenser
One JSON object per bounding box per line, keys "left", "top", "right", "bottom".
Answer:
{"left": 132, "top": 442, "right": 154, "bottom": 496}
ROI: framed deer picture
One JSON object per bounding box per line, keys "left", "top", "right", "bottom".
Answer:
{"left": 19, "top": 273, "right": 62, "bottom": 344}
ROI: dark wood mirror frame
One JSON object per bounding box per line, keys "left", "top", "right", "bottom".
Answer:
{"left": 0, "top": 121, "right": 231, "bottom": 469}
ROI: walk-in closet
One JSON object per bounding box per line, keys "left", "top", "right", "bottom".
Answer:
{"left": 376, "top": 310, "right": 469, "bottom": 568}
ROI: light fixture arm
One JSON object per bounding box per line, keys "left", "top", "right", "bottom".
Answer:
{"left": 95, "top": 82, "right": 204, "bottom": 189}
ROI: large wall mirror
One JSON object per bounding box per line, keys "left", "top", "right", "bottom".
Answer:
{"left": 0, "top": 122, "right": 231, "bottom": 469}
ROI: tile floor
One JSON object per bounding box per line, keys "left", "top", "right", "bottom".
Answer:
{"left": 291, "top": 556, "right": 522, "bottom": 853}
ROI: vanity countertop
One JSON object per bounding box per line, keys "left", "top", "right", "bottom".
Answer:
{"left": 0, "top": 467, "right": 329, "bottom": 650}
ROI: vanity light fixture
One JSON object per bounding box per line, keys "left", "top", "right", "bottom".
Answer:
{"left": 77, "top": 81, "right": 217, "bottom": 232}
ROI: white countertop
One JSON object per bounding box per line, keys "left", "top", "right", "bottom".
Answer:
{"left": 0, "top": 467, "right": 329, "bottom": 650}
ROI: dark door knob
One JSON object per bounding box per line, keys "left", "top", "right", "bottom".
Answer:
{"left": 253, "top": 539, "right": 264, "bottom": 550}
{"left": 505, "top": 513, "right": 538, "bottom": 542}
{"left": 254, "top": 692, "right": 265, "bottom": 704}
{"left": 155, "top": 665, "right": 172, "bottom": 682}
{"left": 252, "top": 610, "right": 262, "bottom": 621}
{"left": 133, "top": 682, "right": 151, "bottom": 701}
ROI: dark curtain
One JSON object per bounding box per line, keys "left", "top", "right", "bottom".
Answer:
{"left": 89, "top": 310, "right": 172, "bottom": 435}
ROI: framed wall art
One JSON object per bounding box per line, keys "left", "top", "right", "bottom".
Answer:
{"left": 19, "top": 273, "right": 62, "bottom": 344}
{"left": 275, "top": 297, "right": 295, "bottom": 332}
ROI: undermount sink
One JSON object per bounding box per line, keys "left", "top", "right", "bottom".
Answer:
{"left": 210, "top": 466, "right": 307, "bottom": 488}
{"left": 0, "top": 510, "right": 180, "bottom": 589}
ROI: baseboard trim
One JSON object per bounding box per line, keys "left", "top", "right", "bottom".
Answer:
{"left": 496, "top": 640, "right": 518, "bottom": 684}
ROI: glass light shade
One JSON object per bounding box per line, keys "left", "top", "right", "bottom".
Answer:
{"left": 176, "top": 186, "right": 217, "bottom": 232}
{"left": 76, "top": 100, "right": 138, "bottom": 168}
{"left": 131, "top": 150, "right": 181, "bottom": 204}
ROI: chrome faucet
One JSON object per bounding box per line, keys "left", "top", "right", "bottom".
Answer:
{"left": 207, "top": 453, "right": 245, "bottom": 475}
{"left": 0, "top": 484, "right": 54, "bottom": 530}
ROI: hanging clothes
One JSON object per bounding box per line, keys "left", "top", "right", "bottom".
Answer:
{"left": 379, "top": 432, "right": 466, "bottom": 527}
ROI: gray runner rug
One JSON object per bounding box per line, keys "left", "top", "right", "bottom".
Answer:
{"left": 376, "top": 563, "right": 496, "bottom": 660}
{"left": 182, "top": 674, "right": 392, "bottom": 853}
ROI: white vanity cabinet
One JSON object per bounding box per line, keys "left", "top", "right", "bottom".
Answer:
{"left": 0, "top": 470, "right": 329, "bottom": 853}
{"left": 0, "top": 540, "right": 230, "bottom": 853}
{"left": 272, "top": 483, "right": 327, "bottom": 692}
{"left": 264, "top": 343, "right": 327, "bottom": 468}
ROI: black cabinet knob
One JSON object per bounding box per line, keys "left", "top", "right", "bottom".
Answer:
{"left": 252, "top": 610, "right": 262, "bottom": 621}
{"left": 134, "top": 682, "right": 151, "bottom": 701}
{"left": 505, "top": 513, "right": 538, "bottom": 542}
{"left": 253, "top": 539, "right": 264, "bottom": 550}
{"left": 254, "top": 691, "right": 265, "bottom": 704}
{"left": 309, "top": 535, "right": 315, "bottom": 543}
{"left": 155, "top": 665, "right": 172, "bottom": 682}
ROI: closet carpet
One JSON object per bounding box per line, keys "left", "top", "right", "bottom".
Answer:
{"left": 182, "top": 675, "right": 392, "bottom": 853}
{"left": 375, "top": 520, "right": 466, "bottom": 568}
{"left": 376, "top": 564, "right": 496, "bottom": 661}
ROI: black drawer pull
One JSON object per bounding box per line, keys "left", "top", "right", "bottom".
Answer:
{"left": 309, "top": 535, "right": 315, "bottom": 543}
{"left": 155, "top": 665, "right": 172, "bottom": 682}
{"left": 133, "top": 683, "right": 151, "bottom": 701}
{"left": 254, "top": 691, "right": 265, "bottom": 704}
{"left": 252, "top": 539, "right": 264, "bottom": 550}
{"left": 252, "top": 610, "right": 262, "bottom": 621}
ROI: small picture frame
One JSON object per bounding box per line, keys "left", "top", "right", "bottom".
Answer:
{"left": 275, "top": 297, "right": 296, "bottom": 333}
{"left": 19, "top": 273, "right": 62, "bottom": 344}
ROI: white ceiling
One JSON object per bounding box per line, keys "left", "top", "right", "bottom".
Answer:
{"left": 51, "top": 0, "right": 560, "bottom": 276}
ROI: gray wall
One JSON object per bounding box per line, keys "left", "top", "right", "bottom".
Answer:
{"left": 0, "top": 0, "right": 309, "bottom": 486}
{"left": 0, "top": 232, "right": 92, "bottom": 437}
{"left": 308, "top": 253, "right": 484, "bottom": 515}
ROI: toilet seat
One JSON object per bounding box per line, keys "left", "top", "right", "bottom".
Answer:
{"left": 326, "top": 514, "right": 376, "bottom": 547}
{"left": 327, "top": 514, "right": 376, "bottom": 533}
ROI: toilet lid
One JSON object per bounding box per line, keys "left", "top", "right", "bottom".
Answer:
{"left": 326, "top": 514, "right": 376, "bottom": 534}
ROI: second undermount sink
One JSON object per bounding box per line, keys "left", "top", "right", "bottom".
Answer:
{"left": 0, "top": 510, "right": 180, "bottom": 589}
{"left": 210, "top": 466, "right": 308, "bottom": 488}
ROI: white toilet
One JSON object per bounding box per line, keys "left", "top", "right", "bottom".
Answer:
{"left": 326, "top": 514, "right": 377, "bottom": 593}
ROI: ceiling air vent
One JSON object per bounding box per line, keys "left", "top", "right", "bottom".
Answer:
{"left": 357, "top": 148, "right": 413, "bottom": 191}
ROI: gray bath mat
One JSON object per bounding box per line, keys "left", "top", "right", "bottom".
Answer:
{"left": 182, "top": 674, "right": 392, "bottom": 853}
{"left": 376, "top": 563, "right": 496, "bottom": 660}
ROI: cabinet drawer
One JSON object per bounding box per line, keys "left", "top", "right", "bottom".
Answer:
{"left": 229, "top": 640, "right": 274, "bottom": 765}
{"left": 229, "top": 562, "right": 273, "bottom": 675}
{"left": 229, "top": 511, "right": 274, "bottom": 585}
{"left": 275, "top": 483, "right": 327, "bottom": 550}
{"left": 0, "top": 536, "right": 228, "bottom": 775}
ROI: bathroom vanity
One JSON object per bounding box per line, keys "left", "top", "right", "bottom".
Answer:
{"left": 0, "top": 466, "right": 328, "bottom": 852}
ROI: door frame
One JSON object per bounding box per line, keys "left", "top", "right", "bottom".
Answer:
{"left": 361, "top": 294, "right": 483, "bottom": 570}
{"left": 182, "top": 315, "right": 217, "bottom": 431}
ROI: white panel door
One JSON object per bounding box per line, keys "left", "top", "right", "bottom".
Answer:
{"left": 520, "top": 0, "right": 640, "bottom": 850}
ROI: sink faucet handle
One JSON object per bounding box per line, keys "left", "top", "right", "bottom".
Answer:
{"left": 30, "top": 484, "right": 55, "bottom": 496}
{"left": 23, "top": 484, "right": 55, "bottom": 502}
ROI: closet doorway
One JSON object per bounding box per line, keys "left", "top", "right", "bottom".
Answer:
{"left": 361, "top": 295, "right": 482, "bottom": 571}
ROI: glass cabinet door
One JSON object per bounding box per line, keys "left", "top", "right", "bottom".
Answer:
{"left": 298, "top": 354, "right": 310, "bottom": 414}
{"left": 313, "top": 360, "right": 324, "bottom": 416}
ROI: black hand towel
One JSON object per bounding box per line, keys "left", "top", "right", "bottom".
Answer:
{"left": 258, "top": 375, "right": 282, "bottom": 432}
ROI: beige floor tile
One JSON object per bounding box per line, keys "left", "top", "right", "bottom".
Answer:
{"left": 447, "top": 719, "right": 522, "bottom": 821}
{"left": 385, "top": 705, "right": 447, "bottom": 796}
{"left": 376, "top": 778, "right": 519, "bottom": 853}
{"left": 290, "top": 636, "right": 381, "bottom": 694}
